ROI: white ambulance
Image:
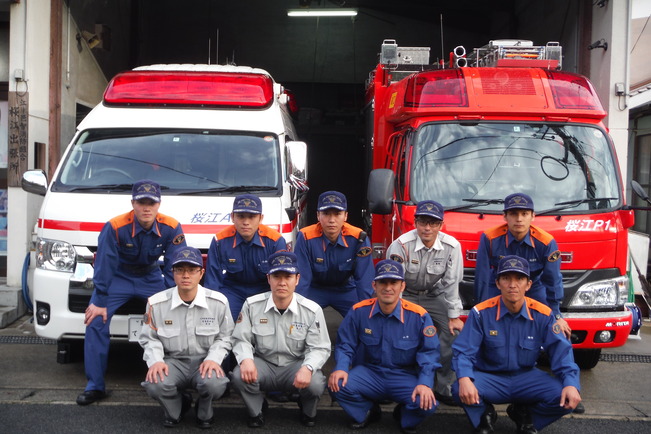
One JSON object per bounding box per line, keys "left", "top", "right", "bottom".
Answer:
{"left": 22, "top": 65, "right": 308, "bottom": 361}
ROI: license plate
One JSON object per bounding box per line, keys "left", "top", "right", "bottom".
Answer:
{"left": 128, "top": 316, "right": 144, "bottom": 342}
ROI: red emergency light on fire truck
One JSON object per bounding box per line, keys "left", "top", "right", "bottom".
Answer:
{"left": 364, "top": 39, "right": 637, "bottom": 369}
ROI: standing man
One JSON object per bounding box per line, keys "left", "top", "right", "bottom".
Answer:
{"left": 295, "top": 190, "right": 374, "bottom": 317}
{"left": 453, "top": 256, "right": 581, "bottom": 434}
{"left": 140, "top": 247, "right": 233, "bottom": 428}
{"left": 385, "top": 200, "right": 463, "bottom": 406}
{"left": 474, "top": 193, "right": 571, "bottom": 339}
{"left": 329, "top": 259, "right": 441, "bottom": 433}
{"left": 230, "top": 252, "right": 331, "bottom": 428}
{"left": 77, "top": 179, "right": 186, "bottom": 406}
{"left": 204, "top": 194, "right": 287, "bottom": 320}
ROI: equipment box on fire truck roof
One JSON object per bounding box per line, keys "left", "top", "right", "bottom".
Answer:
{"left": 22, "top": 64, "right": 308, "bottom": 360}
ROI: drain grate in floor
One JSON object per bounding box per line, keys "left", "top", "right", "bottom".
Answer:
{"left": 600, "top": 353, "right": 651, "bottom": 363}
{"left": 0, "top": 335, "right": 56, "bottom": 345}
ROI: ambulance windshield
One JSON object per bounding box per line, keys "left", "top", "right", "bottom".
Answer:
{"left": 410, "top": 122, "right": 621, "bottom": 214}
{"left": 53, "top": 128, "right": 281, "bottom": 195}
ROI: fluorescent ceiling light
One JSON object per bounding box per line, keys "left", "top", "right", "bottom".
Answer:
{"left": 287, "top": 8, "right": 358, "bottom": 17}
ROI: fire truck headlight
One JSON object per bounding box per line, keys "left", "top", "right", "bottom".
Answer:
{"left": 36, "top": 238, "right": 76, "bottom": 272}
{"left": 568, "top": 276, "right": 628, "bottom": 308}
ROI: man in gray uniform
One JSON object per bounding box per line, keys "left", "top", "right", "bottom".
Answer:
{"left": 139, "top": 246, "right": 234, "bottom": 429}
{"left": 386, "top": 200, "right": 464, "bottom": 406}
{"left": 231, "top": 251, "right": 331, "bottom": 428}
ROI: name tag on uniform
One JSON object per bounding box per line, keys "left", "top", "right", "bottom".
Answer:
{"left": 126, "top": 243, "right": 134, "bottom": 248}
{"left": 316, "top": 258, "right": 324, "bottom": 264}
{"left": 364, "top": 328, "right": 372, "bottom": 335}
{"left": 260, "top": 318, "right": 268, "bottom": 324}
{"left": 229, "top": 259, "right": 236, "bottom": 263}
{"left": 165, "top": 320, "right": 173, "bottom": 325}
{"left": 489, "top": 330, "right": 498, "bottom": 336}
{"left": 411, "top": 259, "right": 419, "bottom": 264}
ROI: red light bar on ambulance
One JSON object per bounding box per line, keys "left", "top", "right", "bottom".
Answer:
{"left": 103, "top": 71, "right": 274, "bottom": 108}
{"left": 405, "top": 70, "right": 468, "bottom": 108}
{"left": 544, "top": 70, "right": 603, "bottom": 111}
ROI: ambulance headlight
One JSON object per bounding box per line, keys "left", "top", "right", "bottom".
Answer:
{"left": 567, "top": 276, "right": 628, "bottom": 308}
{"left": 37, "top": 238, "right": 76, "bottom": 272}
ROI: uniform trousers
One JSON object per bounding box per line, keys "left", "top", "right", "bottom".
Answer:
{"left": 231, "top": 358, "right": 326, "bottom": 417}
{"left": 451, "top": 367, "right": 573, "bottom": 430}
{"left": 333, "top": 365, "right": 437, "bottom": 429}
{"left": 303, "top": 286, "right": 358, "bottom": 317}
{"left": 402, "top": 291, "right": 456, "bottom": 397}
{"left": 142, "top": 355, "right": 229, "bottom": 421}
{"left": 84, "top": 273, "right": 163, "bottom": 391}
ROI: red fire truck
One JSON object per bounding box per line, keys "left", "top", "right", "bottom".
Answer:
{"left": 365, "top": 39, "right": 635, "bottom": 369}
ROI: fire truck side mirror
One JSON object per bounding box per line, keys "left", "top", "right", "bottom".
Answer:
{"left": 367, "top": 169, "right": 395, "bottom": 215}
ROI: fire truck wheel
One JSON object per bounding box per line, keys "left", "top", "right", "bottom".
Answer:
{"left": 572, "top": 348, "right": 601, "bottom": 370}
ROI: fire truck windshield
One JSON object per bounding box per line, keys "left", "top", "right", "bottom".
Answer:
{"left": 53, "top": 128, "right": 281, "bottom": 195}
{"left": 410, "top": 122, "right": 621, "bottom": 213}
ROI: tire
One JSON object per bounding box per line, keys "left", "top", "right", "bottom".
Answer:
{"left": 573, "top": 348, "right": 601, "bottom": 370}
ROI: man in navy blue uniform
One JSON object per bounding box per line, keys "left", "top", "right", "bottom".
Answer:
{"left": 77, "top": 179, "right": 186, "bottom": 405}
{"left": 328, "top": 259, "right": 440, "bottom": 433}
{"left": 204, "top": 194, "right": 287, "bottom": 320}
{"left": 453, "top": 255, "right": 581, "bottom": 434}
{"left": 295, "top": 191, "right": 374, "bottom": 317}
{"left": 474, "top": 193, "right": 571, "bottom": 339}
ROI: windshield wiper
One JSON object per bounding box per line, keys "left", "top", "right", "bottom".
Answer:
{"left": 176, "top": 185, "right": 277, "bottom": 195}
{"left": 66, "top": 183, "right": 134, "bottom": 192}
{"left": 446, "top": 198, "right": 504, "bottom": 212}
{"left": 537, "top": 197, "right": 618, "bottom": 215}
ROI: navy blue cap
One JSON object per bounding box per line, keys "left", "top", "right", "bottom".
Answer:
{"left": 132, "top": 179, "right": 161, "bottom": 203}
{"left": 504, "top": 193, "right": 534, "bottom": 211}
{"left": 414, "top": 200, "right": 444, "bottom": 220}
{"left": 232, "top": 194, "right": 262, "bottom": 214}
{"left": 268, "top": 251, "right": 299, "bottom": 274}
{"left": 496, "top": 255, "right": 530, "bottom": 278}
{"left": 373, "top": 259, "right": 405, "bottom": 281}
{"left": 171, "top": 247, "right": 203, "bottom": 268}
{"left": 317, "top": 191, "right": 347, "bottom": 211}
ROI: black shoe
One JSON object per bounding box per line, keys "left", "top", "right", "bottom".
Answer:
{"left": 507, "top": 404, "right": 537, "bottom": 434}
{"left": 349, "top": 403, "right": 382, "bottom": 429}
{"left": 300, "top": 412, "right": 316, "bottom": 427}
{"left": 475, "top": 403, "right": 497, "bottom": 434}
{"left": 434, "top": 391, "right": 458, "bottom": 406}
{"left": 193, "top": 394, "right": 213, "bottom": 429}
{"left": 163, "top": 392, "right": 192, "bottom": 428}
{"left": 573, "top": 402, "right": 585, "bottom": 414}
{"left": 76, "top": 390, "right": 107, "bottom": 406}
{"left": 248, "top": 413, "right": 265, "bottom": 428}
{"left": 196, "top": 417, "right": 214, "bottom": 429}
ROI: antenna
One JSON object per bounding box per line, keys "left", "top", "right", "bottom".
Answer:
{"left": 216, "top": 29, "right": 219, "bottom": 64}
{"left": 440, "top": 14, "right": 444, "bottom": 65}
{"left": 208, "top": 38, "right": 211, "bottom": 64}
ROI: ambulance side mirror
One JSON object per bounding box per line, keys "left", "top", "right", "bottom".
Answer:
{"left": 21, "top": 169, "right": 48, "bottom": 196}
{"left": 368, "top": 169, "right": 395, "bottom": 215}
{"left": 286, "top": 141, "right": 308, "bottom": 194}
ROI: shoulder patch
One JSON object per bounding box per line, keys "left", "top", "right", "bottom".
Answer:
{"left": 483, "top": 223, "right": 509, "bottom": 240}
{"left": 552, "top": 321, "right": 562, "bottom": 335}
{"left": 109, "top": 211, "right": 134, "bottom": 231}
{"left": 172, "top": 234, "right": 185, "bottom": 245}
{"left": 156, "top": 213, "right": 180, "bottom": 229}
{"left": 341, "top": 223, "right": 363, "bottom": 239}
{"left": 236, "top": 312, "right": 243, "bottom": 323}
{"left": 401, "top": 299, "right": 428, "bottom": 316}
{"left": 300, "top": 224, "right": 324, "bottom": 240}
{"left": 216, "top": 226, "right": 238, "bottom": 240}
{"left": 526, "top": 298, "right": 552, "bottom": 316}
{"left": 357, "top": 246, "right": 372, "bottom": 257}
{"left": 149, "top": 289, "right": 172, "bottom": 305}
{"left": 352, "top": 298, "right": 376, "bottom": 310}
{"left": 257, "top": 224, "right": 283, "bottom": 241}
{"left": 530, "top": 224, "right": 555, "bottom": 245}
{"left": 389, "top": 254, "right": 404, "bottom": 263}
{"left": 474, "top": 296, "right": 500, "bottom": 312}
{"left": 548, "top": 250, "right": 561, "bottom": 262}
{"left": 423, "top": 325, "right": 437, "bottom": 337}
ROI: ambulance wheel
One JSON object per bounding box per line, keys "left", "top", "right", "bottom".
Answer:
{"left": 573, "top": 348, "right": 601, "bottom": 370}
{"left": 57, "top": 339, "right": 84, "bottom": 364}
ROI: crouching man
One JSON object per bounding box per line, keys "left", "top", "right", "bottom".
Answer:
{"left": 230, "top": 251, "right": 331, "bottom": 428}
{"left": 139, "top": 247, "right": 234, "bottom": 429}
{"left": 452, "top": 255, "right": 581, "bottom": 434}
{"left": 329, "top": 259, "right": 441, "bottom": 433}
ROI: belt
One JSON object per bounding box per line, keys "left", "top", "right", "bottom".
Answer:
{"left": 119, "top": 263, "right": 159, "bottom": 276}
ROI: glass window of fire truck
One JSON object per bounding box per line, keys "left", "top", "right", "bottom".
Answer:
{"left": 55, "top": 129, "right": 280, "bottom": 194}
{"left": 410, "top": 123, "right": 620, "bottom": 213}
